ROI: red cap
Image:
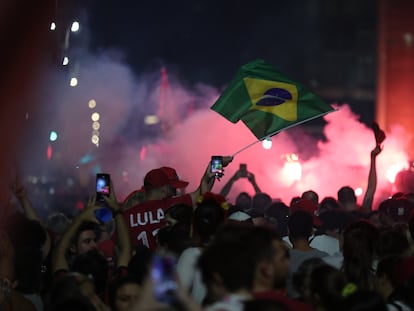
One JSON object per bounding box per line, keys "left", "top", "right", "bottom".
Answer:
{"left": 291, "top": 199, "right": 322, "bottom": 227}
{"left": 144, "top": 167, "right": 188, "bottom": 191}
{"left": 160, "top": 167, "right": 189, "bottom": 188}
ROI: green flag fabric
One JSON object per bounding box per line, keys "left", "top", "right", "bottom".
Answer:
{"left": 211, "top": 59, "right": 335, "bottom": 140}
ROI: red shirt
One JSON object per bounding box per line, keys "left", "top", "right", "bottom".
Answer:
{"left": 123, "top": 194, "right": 193, "bottom": 250}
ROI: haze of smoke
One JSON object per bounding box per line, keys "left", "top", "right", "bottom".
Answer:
{"left": 25, "top": 51, "right": 410, "bottom": 210}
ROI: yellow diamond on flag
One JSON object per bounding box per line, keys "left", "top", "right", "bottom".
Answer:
{"left": 244, "top": 77, "right": 298, "bottom": 121}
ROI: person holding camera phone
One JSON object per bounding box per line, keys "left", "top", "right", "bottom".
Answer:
{"left": 123, "top": 156, "right": 233, "bottom": 251}
{"left": 220, "top": 163, "right": 262, "bottom": 199}
{"left": 51, "top": 180, "right": 131, "bottom": 309}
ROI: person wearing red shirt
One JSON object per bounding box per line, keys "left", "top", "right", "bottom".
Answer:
{"left": 124, "top": 157, "right": 232, "bottom": 250}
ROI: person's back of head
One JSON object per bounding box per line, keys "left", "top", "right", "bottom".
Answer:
{"left": 318, "top": 196, "right": 340, "bottom": 215}
{"left": 308, "top": 264, "right": 348, "bottom": 311}
{"left": 47, "top": 212, "right": 71, "bottom": 235}
{"left": 241, "top": 226, "right": 289, "bottom": 290}
{"left": 71, "top": 248, "right": 109, "bottom": 297}
{"left": 47, "top": 272, "right": 98, "bottom": 311}
{"left": 193, "top": 198, "right": 226, "bottom": 245}
{"left": 338, "top": 186, "right": 357, "bottom": 209}
{"left": 288, "top": 210, "right": 313, "bottom": 243}
{"left": 343, "top": 221, "right": 379, "bottom": 290}
{"left": 198, "top": 223, "right": 255, "bottom": 298}
{"left": 376, "top": 227, "right": 410, "bottom": 259}
{"left": 318, "top": 209, "right": 353, "bottom": 236}
{"left": 301, "top": 190, "right": 319, "bottom": 206}
{"left": 164, "top": 203, "right": 193, "bottom": 226}
{"left": 235, "top": 192, "right": 252, "bottom": 210}
{"left": 292, "top": 257, "right": 325, "bottom": 300}
{"left": 375, "top": 255, "right": 403, "bottom": 301}
{"left": 251, "top": 192, "right": 272, "bottom": 212}
{"left": 265, "top": 202, "right": 289, "bottom": 237}
{"left": 157, "top": 222, "right": 193, "bottom": 255}
{"left": 128, "top": 245, "right": 153, "bottom": 284}
{"left": 289, "top": 196, "right": 301, "bottom": 208}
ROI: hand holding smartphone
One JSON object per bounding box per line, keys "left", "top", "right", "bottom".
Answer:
{"left": 211, "top": 156, "right": 224, "bottom": 179}
{"left": 95, "top": 173, "right": 112, "bottom": 222}
{"left": 239, "top": 163, "right": 247, "bottom": 177}
{"left": 96, "top": 173, "right": 110, "bottom": 202}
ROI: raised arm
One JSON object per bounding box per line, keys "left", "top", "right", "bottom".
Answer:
{"left": 247, "top": 172, "right": 261, "bottom": 194}
{"left": 362, "top": 145, "right": 382, "bottom": 212}
{"left": 10, "top": 177, "right": 51, "bottom": 260}
{"left": 103, "top": 182, "right": 131, "bottom": 268}
{"left": 220, "top": 169, "right": 241, "bottom": 198}
{"left": 190, "top": 156, "right": 233, "bottom": 205}
{"left": 52, "top": 196, "right": 100, "bottom": 273}
{"left": 10, "top": 177, "right": 40, "bottom": 222}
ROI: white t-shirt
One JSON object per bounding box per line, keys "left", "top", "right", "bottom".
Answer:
{"left": 310, "top": 234, "right": 340, "bottom": 256}
{"left": 176, "top": 247, "right": 206, "bottom": 304}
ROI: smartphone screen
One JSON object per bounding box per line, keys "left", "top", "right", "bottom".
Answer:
{"left": 96, "top": 173, "right": 110, "bottom": 202}
{"left": 239, "top": 163, "right": 247, "bottom": 177}
{"left": 211, "top": 156, "right": 223, "bottom": 177}
{"left": 151, "top": 253, "right": 178, "bottom": 304}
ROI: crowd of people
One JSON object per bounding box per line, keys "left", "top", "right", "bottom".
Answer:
{"left": 1, "top": 144, "right": 414, "bottom": 311}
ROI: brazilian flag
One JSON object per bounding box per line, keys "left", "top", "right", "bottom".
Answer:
{"left": 211, "top": 59, "right": 335, "bottom": 140}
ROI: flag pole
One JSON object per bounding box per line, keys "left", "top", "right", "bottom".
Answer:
{"left": 232, "top": 139, "right": 261, "bottom": 157}
{"left": 231, "top": 109, "right": 338, "bottom": 157}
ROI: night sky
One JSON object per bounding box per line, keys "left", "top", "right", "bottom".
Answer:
{"left": 0, "top": 0, "right": 380, "bottom": 201}
{"left": 84, "top": 0, "right": 377, "bottom": 122}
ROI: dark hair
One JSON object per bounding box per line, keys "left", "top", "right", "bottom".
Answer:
{"left": 376, "top": 255, "right": 403, "bottom": 288}
{"left": 157, "top": 222, "right": 193, "bottom": 255}
{"left": 288, "top": 210, "right": 313, "bottom": 240}
{"left": 193, "top": 199, "right": 226, "bottom": 245}
{"left": 338, "top": 186, "right": 356, "bottom": 205}
{"left": 242, "top": 226, "right": 282, "bottom": 270}
{"left": 235, "top": 192, "right": 251, "bottom": 210}
{"left": 376, "top": 228, "right": 410, "bottom": 259}
{"left": 70, "top": 221, "right": 100, "bottom": 247}
{"left": 198, "top": 223, "right": 255, "bottom": 293}
{"left": 165, "top": 203, "right": 193, "bottom": 225}
{"left": 108, "top": 275, "right": 140, "bottom": 311}
{"left": 309, "top": 264, "right": 348, "bottom": 311}
{"left": 128, "top": 245, "right": 153, "bottom": 284}
{"left": 251, "top": 192, "right": 272, "bottom": 213}
{"left": 47, "top": 272, "right": 96, "bottom": 311}
{"left": 342, "top": 221, "right": 379, "bottom": 290}
{"left": 71, "top": 248, "right": 109, "bottom": 297}
{"left": 289, "top": 196, "right": 301, "bottom": 208}
{"left": 265, "top": 202, "right": 289, "bottom": 237}
{"left": 292, "top": 257, "right": 325, "bottom": 298}
{"left": 318, "top": 196, "right": 339, "bottom": 214}
{"left": 302, "top": 190, "right": 319, "bottom": 205}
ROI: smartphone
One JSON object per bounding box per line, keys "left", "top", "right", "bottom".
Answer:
{"left": 151, "top": 253, "right": 178, "bottom": 304}
{"left": 96, "top": 173, "right": 110, "bottom": 202}
{"left": 211, "top": 156, "right": 223, "bottom": 178}
{"left": 239, "top": 163, "right": 247, "bottom": 177}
